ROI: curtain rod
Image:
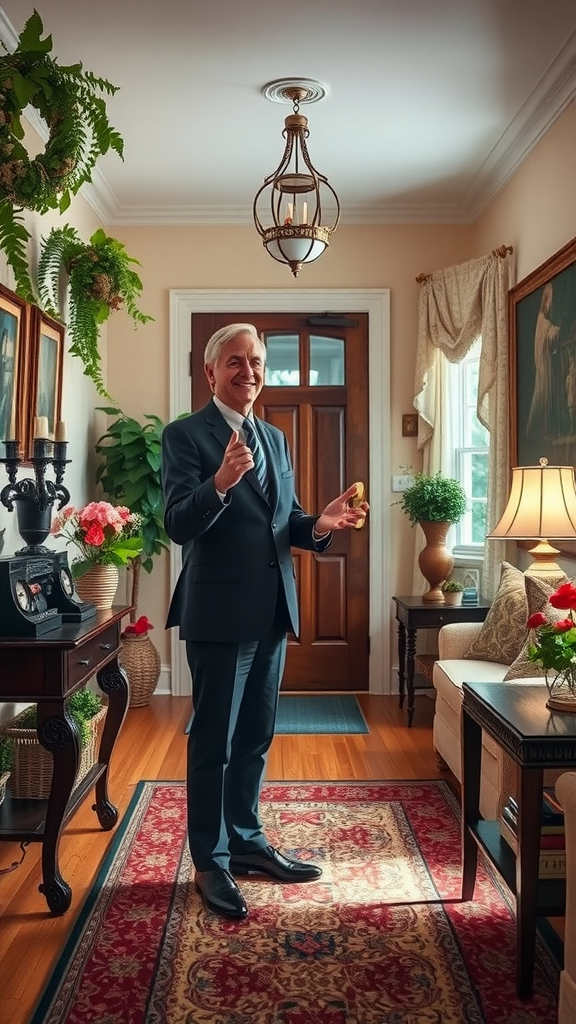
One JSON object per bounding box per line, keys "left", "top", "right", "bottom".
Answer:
{"left": 415, "top": 244, "right": 513, "bottom": 283}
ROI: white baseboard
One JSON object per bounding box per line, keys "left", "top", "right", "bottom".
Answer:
{"left": 152, "top": 665, "right": 172, "bottom": 696}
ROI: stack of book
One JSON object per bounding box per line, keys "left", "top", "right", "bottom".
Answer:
{"left": 499, "top": 787, "right": 566, "bottom": 878}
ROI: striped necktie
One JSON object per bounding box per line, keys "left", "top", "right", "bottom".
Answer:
{"left": 243, "top": 417, "right": 269, "bottom": 496}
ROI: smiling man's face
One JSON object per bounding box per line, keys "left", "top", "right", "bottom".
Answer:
{"left": 205, "top": 331, "right": 267, "bottom": 416}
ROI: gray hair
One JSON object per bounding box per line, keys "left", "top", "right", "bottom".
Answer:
{"left": 204, "top": 323, "right": 265, "bottom": 366}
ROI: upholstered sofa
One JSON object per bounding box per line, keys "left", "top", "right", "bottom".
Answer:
{"left": 432, "top": 562, "right": 565, "bottom": 820}
{"left": 556, "top": 772, "right": 576, "bottom": 1024}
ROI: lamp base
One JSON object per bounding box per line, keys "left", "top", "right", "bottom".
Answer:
{"left": 523, "top": 539, "right": 563, "bottom": 578}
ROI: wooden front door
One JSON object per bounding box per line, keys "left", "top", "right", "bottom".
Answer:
{"left": 191, "top": 312, "right": 369, "bottom": 691}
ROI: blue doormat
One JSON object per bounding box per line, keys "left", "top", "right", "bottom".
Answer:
{"left": 184, "top": 695, "right": 369, "bottom": 735}
{"left": 275, "top": 694, "right": 368, "bottom": 734}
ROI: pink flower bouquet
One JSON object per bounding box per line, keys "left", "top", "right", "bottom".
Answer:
{"left": 51, "top": 501, "right": 143, "bottom": 578}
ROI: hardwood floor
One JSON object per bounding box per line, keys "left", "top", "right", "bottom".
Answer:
{"left": 0, "top": 693, "right": 467, "bottom": 1023}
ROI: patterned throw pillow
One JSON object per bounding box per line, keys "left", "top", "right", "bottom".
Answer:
{"left": 465, "top": 562, "right": 528, "bottom": 665}
{"left": 504, "top": 573, "right": 569, "bottom": 680}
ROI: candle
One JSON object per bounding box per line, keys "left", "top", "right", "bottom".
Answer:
{"left": 6, "top": 413, "right": 16, "bottom": 441}
{"left": 55, "top": 420, "right": 68, "bottom": 442}
{"left": 301, "top": 202, "right": 308, "bottom": 225}
{"left": 284, "top": 202, "right": 293, "bottom": 225}
{"left": 33, "top": 416, "right": 49, "bottom": 438}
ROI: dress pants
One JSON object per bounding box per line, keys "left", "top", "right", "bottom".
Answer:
{"left": 185, "top": 596, "right": 289, "bottom": 871}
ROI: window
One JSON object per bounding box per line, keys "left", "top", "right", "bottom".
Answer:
{"left": 448, "top": 338, "right": 489, "bottom": 550}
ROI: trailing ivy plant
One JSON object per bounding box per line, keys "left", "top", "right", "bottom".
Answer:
{"left": 0, "top": 10, "right": 123, "bottom": 302}
{"left": 37, "top": 226, "right": 154, "bottom": 397}
{"left": 95, "top": 407, "right": 169, "bottom": 620}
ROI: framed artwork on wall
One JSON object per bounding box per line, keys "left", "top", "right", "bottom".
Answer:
{"left": 25, "top": 306, "right": 64, "bottom": 454}
{"left": 0, "top": 282, "right": 28, "bottom": 459}
{"left": 509, "top": 234, "right": 576, "bottom": 557}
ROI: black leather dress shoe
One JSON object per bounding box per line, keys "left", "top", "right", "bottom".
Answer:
{"left": 195, "top": 868, "right": 248, "bottom": 919}
{"left": 229, "top": 845, "right": 322, "bottom": 882}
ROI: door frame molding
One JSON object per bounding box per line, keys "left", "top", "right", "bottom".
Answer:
{"left": 168, "top": 288, "right": 390, "bottom": 696}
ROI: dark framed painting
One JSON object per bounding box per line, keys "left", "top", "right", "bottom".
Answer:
{"left": 0, "top": 282, "right": 28, "bottom": 458}
{"left": 509, "top": 234, "right": 576, "bottom": 557}
{"left": 26, "top": 306, "right": 64, "bottom": 453}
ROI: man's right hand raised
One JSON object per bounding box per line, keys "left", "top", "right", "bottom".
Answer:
{"left": 214, "top": 430, "right": 254, "bottom": 493}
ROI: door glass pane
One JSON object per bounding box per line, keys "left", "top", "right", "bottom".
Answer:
{"left": 309, "top": 335, "right": 345, "bottom": 385}
{"left": 264, "top": 333, "right": 300, "bottom": 386}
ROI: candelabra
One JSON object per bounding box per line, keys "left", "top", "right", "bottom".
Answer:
{"left": 0, "top": 432, "right": 70, "bottom": 555}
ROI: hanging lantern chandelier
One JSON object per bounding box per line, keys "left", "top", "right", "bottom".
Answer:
{"left": 253, "top": 78, "right": 340, "bottom": 278}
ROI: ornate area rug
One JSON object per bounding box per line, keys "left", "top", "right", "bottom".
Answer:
{"left": 31, "top": 781, "right": 560, "bottom": 1024}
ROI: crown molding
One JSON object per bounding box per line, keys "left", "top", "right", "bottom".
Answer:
{"left": 461, "top": 27, "right": 576, "bottom": 221}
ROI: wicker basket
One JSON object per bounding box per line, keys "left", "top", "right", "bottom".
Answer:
{"left": 120, "top": 633, "right": 161, "bottom": 707}
{"left": 0, "top": 771, "right": 9, "bottom": 806}
{"left": 2, "top": 703, "right": 107, "bottom": 800}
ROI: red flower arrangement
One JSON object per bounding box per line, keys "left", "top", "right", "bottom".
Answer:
{"left": 527, "top": 581, "right": 576, "bottom": 698}
{"left": 122, "top": 615, "right": 153, "bottom": 637}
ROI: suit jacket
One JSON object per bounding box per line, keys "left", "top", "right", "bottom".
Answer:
{"left": 162, "top": 400, "right": 330, "bottom": 642}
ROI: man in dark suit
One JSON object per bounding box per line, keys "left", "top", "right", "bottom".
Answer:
{"left": 162, "top": 323, "right": 367, "bottom": 919}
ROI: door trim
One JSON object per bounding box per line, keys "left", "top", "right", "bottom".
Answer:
{"left": 168, "top": 288, "right": 390, "bottom": 697}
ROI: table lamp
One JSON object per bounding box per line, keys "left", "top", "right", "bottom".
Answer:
{"left": 488, "top": 458, "right": 576, "bottom": 577}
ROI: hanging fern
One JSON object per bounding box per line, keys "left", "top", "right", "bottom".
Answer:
{"left": 0, "top": 10, "right": 123, "bottom": 300}
{"left": 38, "top": 226, "right": 154, "bottom": 398}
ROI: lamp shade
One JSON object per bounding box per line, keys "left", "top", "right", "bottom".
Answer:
{"left": 488, "top": 463, "right": 576, "bottom": 540}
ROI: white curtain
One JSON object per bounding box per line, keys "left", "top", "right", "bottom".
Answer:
{"left": 413, "top": 249, "right": 514, "bottom": 598}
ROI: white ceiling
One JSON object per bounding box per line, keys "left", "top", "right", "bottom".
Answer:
{"left": 1, "top": 0, "right": 576, "bottom": 226}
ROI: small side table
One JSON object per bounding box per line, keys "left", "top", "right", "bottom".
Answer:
{"left": 461, "top": 680, "right": 576, "bottom": 999}
{"left": 392, "top": 595, "right": 491, "bottom": 726}
{"left": 0, "top": 607, "right": 130, "bottom": 914}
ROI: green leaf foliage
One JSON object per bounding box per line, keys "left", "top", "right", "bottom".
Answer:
{"left": 398, "top": 471, "right": 467, "bottom": 526}
{"left": 37, "top": 226, "right": 153, "bottom": 398}
{"left": 94, "top": 407, "right": 169, "bottom": 575}
{"left": 12, "top": 687, "right": 102, "bottom": 747}
{"left": 0, "top": 10, "right": 123, "bottom": 300}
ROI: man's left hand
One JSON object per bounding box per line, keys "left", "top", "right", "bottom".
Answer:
{"left": 315, "top": 484, "right": 369, "bottom": 534}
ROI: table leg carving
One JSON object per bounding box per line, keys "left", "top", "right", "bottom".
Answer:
{"left": 94, "top": 658, "right": 129, "bottom": 830}
{"left": 406, "top": 627, "right": 417, "bottom": 727}
{"left": 36, "top": 702, "right": 80, "bottom": 914}
{"left": 397, "top": 621, "right": 406, "bottom": 709}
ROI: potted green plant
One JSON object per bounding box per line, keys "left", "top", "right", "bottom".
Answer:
{"left": 0, "top": 11, "right": 123, "bottom": 303}
{"left": 94, "top": 407, "right": 169, "bottom": 617}
{"left": 442, "top": 579, "right": 465, "bottom": 606}
{"left": 94, "top": 407, "right": 168, "bottom": 707}
{"left": 37, "top": 227, "right": 154, "bottom": 398}
{"left": 2, "top": 688, "right": 105, "bottom": 800}
{"left": 398, "top": 471, "right": 468, "bottom": 603}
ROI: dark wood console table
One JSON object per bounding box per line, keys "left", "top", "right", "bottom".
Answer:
{"left": 461, "top": 680, "right": 576, "bottom": 998}
{"left": 392, "top": 596, "right": 491, "bottom": 726}
{"left": 0, "top": 606, "right": 130, "bottom": 915}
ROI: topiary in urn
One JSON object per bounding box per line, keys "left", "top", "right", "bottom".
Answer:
{"left": 399, "top": 472, "right": 467, "bottom": 603}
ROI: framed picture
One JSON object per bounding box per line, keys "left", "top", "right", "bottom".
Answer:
{"left": 0, "top": 282, "right": 28, "bottom": 459}
{"left": 26, "top": 306, "right": 64, "bottom": 453}
{"left": 509, "top": 234, "right": 576, "bottom": 557}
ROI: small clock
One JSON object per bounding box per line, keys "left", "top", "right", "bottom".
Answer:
{"left": 60, "top": 565, "right": 75, "bottom": 597}
{"left": 14, "top": 579, "right": 33, "bottom": 612}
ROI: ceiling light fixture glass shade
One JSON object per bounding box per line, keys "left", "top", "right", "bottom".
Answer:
{"left": 488, "top": 458, "right": 576, "bottom": 576}
{"left": 253, "top": 82, "right": 340, "bottom": 278}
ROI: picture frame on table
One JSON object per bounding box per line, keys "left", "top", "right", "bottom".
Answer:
{"left": 0, "top": 282, "right": 28, "bottom": 459}
{"left": 25, "top": 306, "right": 64, "bottom": 455}
{"left": 508, "top": 234, "right": 576, "bottom": 558}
